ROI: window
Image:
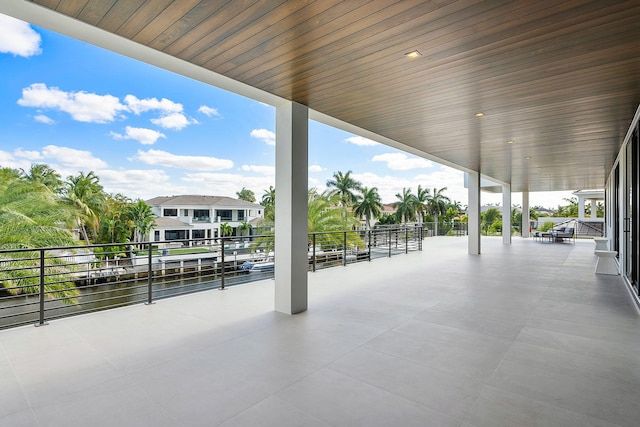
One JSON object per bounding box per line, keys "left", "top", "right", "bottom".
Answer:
{"left": 193, "top": 209, "right": 210, "bottom": 221}
{"left": 237, "top": 210, "right": 245, "bottom": 221}
{"left": 163, "top": 208, "right": 177, "bottom": 217}
{"left": 181, "top": 209, "right": 189, "bottom": 216}
{"left": 165, "top": 230, "right": 186, "bottom": 240}
{"left": 217, "top": 209, "right": 232, "bottom": 221}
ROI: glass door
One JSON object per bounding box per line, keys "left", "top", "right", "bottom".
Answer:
{"left": 624, "top": 127, "right": 638, "bottom": 295}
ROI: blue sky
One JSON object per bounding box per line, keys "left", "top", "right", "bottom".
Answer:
{"left": 0, "top": 14, "right": 574, "bottom": 208}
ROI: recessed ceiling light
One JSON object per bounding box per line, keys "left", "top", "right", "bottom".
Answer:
{"left": 475, "top": 112, "right": 484, "bottom": 117}
{"left": 507, "top": 140, "right": 514, "bottom": 144}
{"left": 405, "top": 50, "right": 421, "bottom": 59}
{"left": 525, "top": 156, "right": 531, "bottom": 160}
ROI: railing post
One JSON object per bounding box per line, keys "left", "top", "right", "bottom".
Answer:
{"left": 419, "top": 226, "right": 423, "bottom": 251}
{"left": 343, "top": 231, "right": 347, "bottom": 266}
{"left": 368, "top": 230, "right": 372, "bottom": 262}
{"left": 220, "top": 238, "right": 225, "bottom": 290}
{"left": 145, "top": 241, "right": 154, "bottom": 305}
{"left": 312, "top": 233, "right": 316, "bottom": 272}
{"left": 35, "top": 249, "right": 48, "bottom": 327}
{"left": 405, "top": 228, "right": 409, "bottom": 254}
{"left": 388, "top": 228, "right": 392, "bottom": 257}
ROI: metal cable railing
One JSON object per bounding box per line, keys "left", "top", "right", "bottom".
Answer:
{"left": 0, "top": 227, "right": 423, "bottom": 329}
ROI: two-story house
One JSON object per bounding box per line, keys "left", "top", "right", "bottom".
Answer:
{"left": 146, "top": 195, "right": 264, "bottom": 246}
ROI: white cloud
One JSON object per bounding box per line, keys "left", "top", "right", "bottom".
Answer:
{"left": 131, "top": 149, "right": 233, "bottom": 171}
{"left": 198, "top": 105, "right": 221, "bottom": 117}
{"left": 0, "top": 150, "right": 31, "bottom": 171}
{"left": 18, "top": 83, "right": 127, "bottom": 123}
{"left": 250, "top": 128, "right": 276, "bottom": 146}
{"left": 182, "top": 172, "right": 274, "bottom": 199}
{"left": 34, "top": 114, "right": 55, "bottom": 124}
{"left": 124, "top": 95, "right": 183, "bottom": 115}
{"left": 309, "top": 164, "right": 324, "bottom": 172}
{"left": 0, "top": 15, "right": 41, "bottom": 57}
{"left": 372, "top": 152, "right": 433, "bottom": 170}
{"left": 241, "top": 165, "right": 275, "bottom": 175}
{"left": 41, "top": 145, "right": 108, "bottom": 169}
{"left": 13, "top": 148, "right": 42, "bottom": 160}
{"left": 351, "top": 172, "right": 415, "bottom": 203}
{"left": 346, "top": 136, "right": 378, "bottom": 146}
{"left": 111, "top": 126, "right": 166, "bottom": 145}
{"left": 150, "top": 112, "right": 196, "bottom": 130}
{"left": 96, "top": 169, "right": 188, "bottom": 199}
{"left": 413, "top": 166, "right": 467, "bottom": 204}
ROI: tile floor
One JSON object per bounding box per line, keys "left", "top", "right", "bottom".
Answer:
{"left": 1, "top": 237, "right": 639, "bottom": 426}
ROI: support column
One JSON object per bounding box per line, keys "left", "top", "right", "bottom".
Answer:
{"left": 468, "top": 171, "right": 481, "bottom": 255}
{"left": 578, "top": 196, "right": 586, "bottom": 220}
{"left": 502, "top": 184, "right": 511, "bottom": 245}
{"left": 590, "top": 199, "right": 597, "bottom": 218}
{"left": 522, "top": 191, "right": 530, "bottom": 238}
{"left": 275, "top": 101, "right": 308, "bottom": 315}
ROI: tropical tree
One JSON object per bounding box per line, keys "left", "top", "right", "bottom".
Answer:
{"left": 220, "top": 222, "right": 233, "bottom": 237}
{"left": 128, "top": 200, "right": 156, "bottom": 246}
{"left": 97, "top": 194, "right": 132, "bottom": 245}
{"left": 353, "top": 186, "right": 383, "bottom": 230}
{"left": 63, "top": 171, "right": 106, "bottom": 244}
{"left": 236, "top": 187, "right": 256, "bottom": 202}
{"left": 481, "top": 207, "right": 501, "bottom": 235}
{"left": 261, "top": 185, "right": 276, "bottom": 220}
{"left": 308, "top": 189, "right": 363, "bottom": 249}
{"left": 0, "top": 177, "right": 80, "bottom": 303}
{"left": 426, "top": 187, "right": 451, "bottom": 235}
{"left": 20, "top": 163, "right": 64, "bottom": 194}
{"left": 237, "top": 221, "right": 252, "bottom": 237}
{"left": 393, "top": 188, "right": 416, "bottom": 223}
{"left": 555, "top": 197, "right": 579, "bottom": 217}
{"left": 414, "top": 185, "right": 430, "bottom": 224}
{"left": 377, "top": 213, "right": 400, "bottom": 225}
{"left": 326, "top": 170, "right": 362, "bottom": 210}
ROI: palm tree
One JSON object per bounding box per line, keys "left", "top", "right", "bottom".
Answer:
{"left": 20, "top": 163, "right": 63, "bottom": 194}
{"left": 394, "top": 188, "right": 417, "bottom": 223}
{"left": 236, "top": 187, "right": 256, "bottom": 202}
{"left": 308, "top": 189, "right": 363, "bottom": 249}
{"left": 63, "top": 171, "right": 106, "bottom": 245}
{"left": 220, "top": 222, "right": 233, "bottom": 237}
{"left": 0, "top": 177, "right": 80, "bottom": 303}
{"left": 414, "top": 185, "right": 430, "bottom": 224}
{"left": 128, "top": 200, "right": 156, "bottom": 246}
{"left": 353, "top": 186, "right": 383, "bottom": 230}
{"left": 237, "top": 221, "right": 252, "bottom": 237}
{"left": 326, "top": 170, "right": 362, "bottom": 210}
{"left": 426, "top": 187, "right": 451, "bottom": 235}
{"left": 261, "top": 185, "right": 276, "bottom": 220}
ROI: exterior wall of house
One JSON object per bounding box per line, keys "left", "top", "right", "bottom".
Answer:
{"left": 147, "top": 197, "right": 264, "bottom": 245}
{"left": 605, "top": 105, "right": 640, "bottom": 307}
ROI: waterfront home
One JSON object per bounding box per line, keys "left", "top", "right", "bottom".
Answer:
{"left": 146, "top": 195, "right": 263, "bottom": 247}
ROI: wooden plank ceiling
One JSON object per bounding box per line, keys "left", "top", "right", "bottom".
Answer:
{"left": 31, "top": 0, "right": 640, "bottom": 192}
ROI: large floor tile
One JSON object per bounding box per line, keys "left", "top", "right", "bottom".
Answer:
{"left": 275, "top": 368, "right": 460, "bottom": 427}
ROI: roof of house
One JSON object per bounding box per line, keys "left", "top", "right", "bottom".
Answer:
{"left": 146, "top": 195, "right": 263, "bottom": 209}
{"left": 153, "top": 217, "right": 193, "bottom": 228}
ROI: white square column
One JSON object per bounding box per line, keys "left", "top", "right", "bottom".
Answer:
{"left": 275, "top": 102, "right": 308, "bottom": 314}
{"left": 502, "top": 184, "right": 511, "bottom": 245}
{"left": 522, "top": 191, "right": 530, "bottom": 238}
{"left": 468, "top": 171, "right": 481, "bottom": 255}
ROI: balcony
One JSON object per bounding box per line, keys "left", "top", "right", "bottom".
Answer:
{"left": 0, "top": 237, "right": 638, "bottom": 426}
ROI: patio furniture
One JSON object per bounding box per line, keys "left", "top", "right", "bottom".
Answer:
{"left": 594, "top": 250, "right": 618, "bottom": 275}
{"left": 593, "top": 237, "right": 609, "bottom": 251}
{"left": 553, "top": 227, "right": 575, "bottom": 243}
